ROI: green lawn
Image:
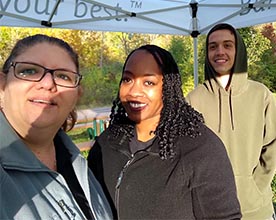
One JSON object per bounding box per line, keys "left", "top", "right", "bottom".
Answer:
{"left": 68, "top": 128, "right": 91, "bottom": 144}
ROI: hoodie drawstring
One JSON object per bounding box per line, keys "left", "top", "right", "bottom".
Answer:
{"left": 218, "top": 89, "right": 222, "bottom": 133}
{"left": 229, "top": 88, "right": 234, "bottom": 130}
{"left": 217, "top": 88, "right": 235, "bottom": 132}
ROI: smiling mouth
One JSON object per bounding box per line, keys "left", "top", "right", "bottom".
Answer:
{"left": 30, "top": 99, "right": 56, "bottom": 105}
{"left": 128, "top": 102, "right": 147, "bottom": 111}
{"left": 214, "top": 57, "right": 228, "bottom": 63}
{"left": 129, "top": 102, "right": 146, "bottom": 108}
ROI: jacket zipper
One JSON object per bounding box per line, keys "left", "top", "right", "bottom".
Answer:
{"left": 58, "top": 199, "right": 76, "bottom": 220}
{"left": 115, "top": 155, "right": 134, "bottom": 218}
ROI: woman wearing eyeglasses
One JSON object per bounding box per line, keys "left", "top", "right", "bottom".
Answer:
{"left": 0, "top": 34, "right": 112, "bottom": 220}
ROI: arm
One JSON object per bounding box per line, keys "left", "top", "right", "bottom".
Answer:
{"left": 188, "top": 127, "right": 241, "bottom": 219}
{"left": 254, "top": 93, "right": 276, "bottom": 193}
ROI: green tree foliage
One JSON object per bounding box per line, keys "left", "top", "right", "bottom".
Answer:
{"left": 168, "top": 36, "right": 195, "bottom": 95}
{"left": 104, "top": 32, "right": 163, "bottom": 62}
{"left": 0, "top": 27, "right": 50, "bottom": 65}
{"left": 255, "top": 24, "right": 276, "bottom": 92}
{"left": 273, "top": 175, "right": 276, "bottom": 203}
{"left": 78, "top": 63, "right": 122, "bottom": 107}
{"left": 239, "top": 26, "right": 270, "bottom": 65}
{"left": 238, "top": 26, "right": 274, "bottom": 90}
{"left": 55, "top": 30, "right": 103, "bottom": 68}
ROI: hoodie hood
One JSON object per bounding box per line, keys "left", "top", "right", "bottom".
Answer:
{"left": 203, "top": 23, "right": 249, "bottom": 131}
{"left": 205, "top": 23, "right": 248, "bottom": 92}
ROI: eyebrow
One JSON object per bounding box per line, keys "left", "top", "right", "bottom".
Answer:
{"left": 209, "top": 40, "right": 235, "bottom": 45}
{"left": 123, "top": 70, "right": 159, "bottom": 77}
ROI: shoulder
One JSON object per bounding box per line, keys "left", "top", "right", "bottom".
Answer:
{"left": 176, "top": 124, "right": 228, "bottom": 161}
{"left": 248, "top": 80, "right": 276, "bottom": 103}
{"left": 96, "top": 127, "right": 117, "bottom": 144}
{"left": 247, "top": 80, "right": 274, "bottom": 96}
{"left": 186, "top": 83, "right": 214, "bottom": 106}
{"left": 248, "top": 79, "right": 270, "bottom": 90}
{"left": 175, "top": 125, "right": 235, "bottom": 182}
{"left": 187, "top": 84, "right": 208, "bottom": 97}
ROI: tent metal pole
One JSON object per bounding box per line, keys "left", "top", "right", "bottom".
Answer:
{"left": 41, "top": 0, "right": 62, "bottom": 27}
{"left": 190, "top": 0, "right": 199, "bottom": 88}
{"left": 193, "top": 37, "right": 198, "bottom": 88}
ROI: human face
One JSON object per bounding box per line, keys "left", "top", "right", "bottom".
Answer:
{"left": 208, "top": 29, "right": 236, "bottom": 76}
{"left": 0, "top": 43, "right": 81, "bottom": 136}
{"left": 120, "top": 50, "right": 163, "bottom": 127}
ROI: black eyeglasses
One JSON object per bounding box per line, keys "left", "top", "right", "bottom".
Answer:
{"left": 10, "top": 61, "right": 82, "bottom": 88}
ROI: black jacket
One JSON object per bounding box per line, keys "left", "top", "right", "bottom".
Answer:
{"left": 88, "top": 125, "right": 241, "bottom": 220}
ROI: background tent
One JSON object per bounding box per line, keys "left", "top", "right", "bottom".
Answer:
{"left": 1, "top": 0, "right": 276, "bottom": 86}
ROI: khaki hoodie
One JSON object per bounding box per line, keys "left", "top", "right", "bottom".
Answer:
{"left": 187, "top": 23, "right": 276, "bottom": 219}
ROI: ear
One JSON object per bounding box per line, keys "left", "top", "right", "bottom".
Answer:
{"left": 0, "top": 72, "right": 6, "bottom": 91}
{"left": 0, "top": 72, "right": 6, "bottom": 108}
{"left": 78, "top": 85, "right": 84, "bottom": 98}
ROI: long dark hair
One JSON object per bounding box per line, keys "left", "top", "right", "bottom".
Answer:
{"left": 109, "top": 45, "right": 204, "bottom": 160}
{"left": 2, "top": 34, "right": 80, "bottom": 131}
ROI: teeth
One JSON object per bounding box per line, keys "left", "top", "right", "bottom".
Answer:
{"left": 129, "top": 102, "right": 146, "bottom": 108}
{"left": 215, "top": 59, "right": 226, "bottom": 63}
{"left": 32, "top": 99, "right": 52, "bottom": 104}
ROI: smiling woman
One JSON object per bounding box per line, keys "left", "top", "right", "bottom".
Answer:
{"left": 88, "top": 44, "right": 242, "bottom": 219}
{"left": 0, "top": 34, "right": 112, "bottom": 220}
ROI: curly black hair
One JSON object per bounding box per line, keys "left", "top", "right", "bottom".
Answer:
{"left": 109, "top": 45, "right": 204, "bottom": 160}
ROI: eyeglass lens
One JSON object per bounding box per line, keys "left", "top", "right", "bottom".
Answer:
{"left": 13, "top": 62, "right": 80, "bottom": 88}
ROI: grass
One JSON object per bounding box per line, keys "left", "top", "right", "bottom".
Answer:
{"left": 67, "top": 128, "right": 91, "bottom": 144}
{"left": 67, "top": 128, "right": 92, "bottom": 158}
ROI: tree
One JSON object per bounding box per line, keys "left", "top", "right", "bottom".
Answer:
{"left": 234, "top": 25, "right": 276, "bottom": 91}
{"left": 168, "top": 36, "right": 195, "bottom": 95}
{"left": 238, "top": 26, "right": 273, "bottom": 90}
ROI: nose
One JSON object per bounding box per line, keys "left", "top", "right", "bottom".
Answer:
{"left": 216, "top": 45, "right": 225, "bottom": 55}
{"left": 37, "top": 72, "right": 56, "bottom": 90}
{"left": 128, "top": 81, "right": 144, "bottom": 97}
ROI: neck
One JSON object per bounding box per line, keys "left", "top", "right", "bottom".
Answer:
{"left": 136, "top": 120, "right": 158, "bottom": 142}
{"left": 24, "top": 139, "right": 57, "bottom": 171}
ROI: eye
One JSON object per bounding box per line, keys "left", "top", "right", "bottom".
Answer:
{"left": 18, "top": 67, "right": 38, "bottom": 77}
{"left": 208, "top": 44, "right": 216, "bottom": 50}
{"left": 55, "top": 71, "right": 75, "bottom": 83}
{"left": 145, "top": 81, "right": 154, "bottom": 86}
{"left": 121, "top": 76, "right": 132, "bottom": 83}
{"left": 225, "top": 43, "right": 234, "bottom": 49}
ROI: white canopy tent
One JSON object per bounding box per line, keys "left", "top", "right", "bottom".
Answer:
{"left": 1, "top": 0, "right": 276, "bottom": 86}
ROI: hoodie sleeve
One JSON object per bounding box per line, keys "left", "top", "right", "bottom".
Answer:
{"left": 253, "top": 92, "right": 276, "bottom": 193}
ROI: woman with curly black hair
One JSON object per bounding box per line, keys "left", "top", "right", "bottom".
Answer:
{"left": 88, "top": 44, "right": 241, "bottom": 219}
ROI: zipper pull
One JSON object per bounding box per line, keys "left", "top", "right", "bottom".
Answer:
{"left": 115, "top": 158, "right": 133, "bottom": 189}
{"left": 58, "top": 199, "right": 76, "bottom": 220}
{"left": 116, "top": 170, "right": 123, "bottom": 189}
